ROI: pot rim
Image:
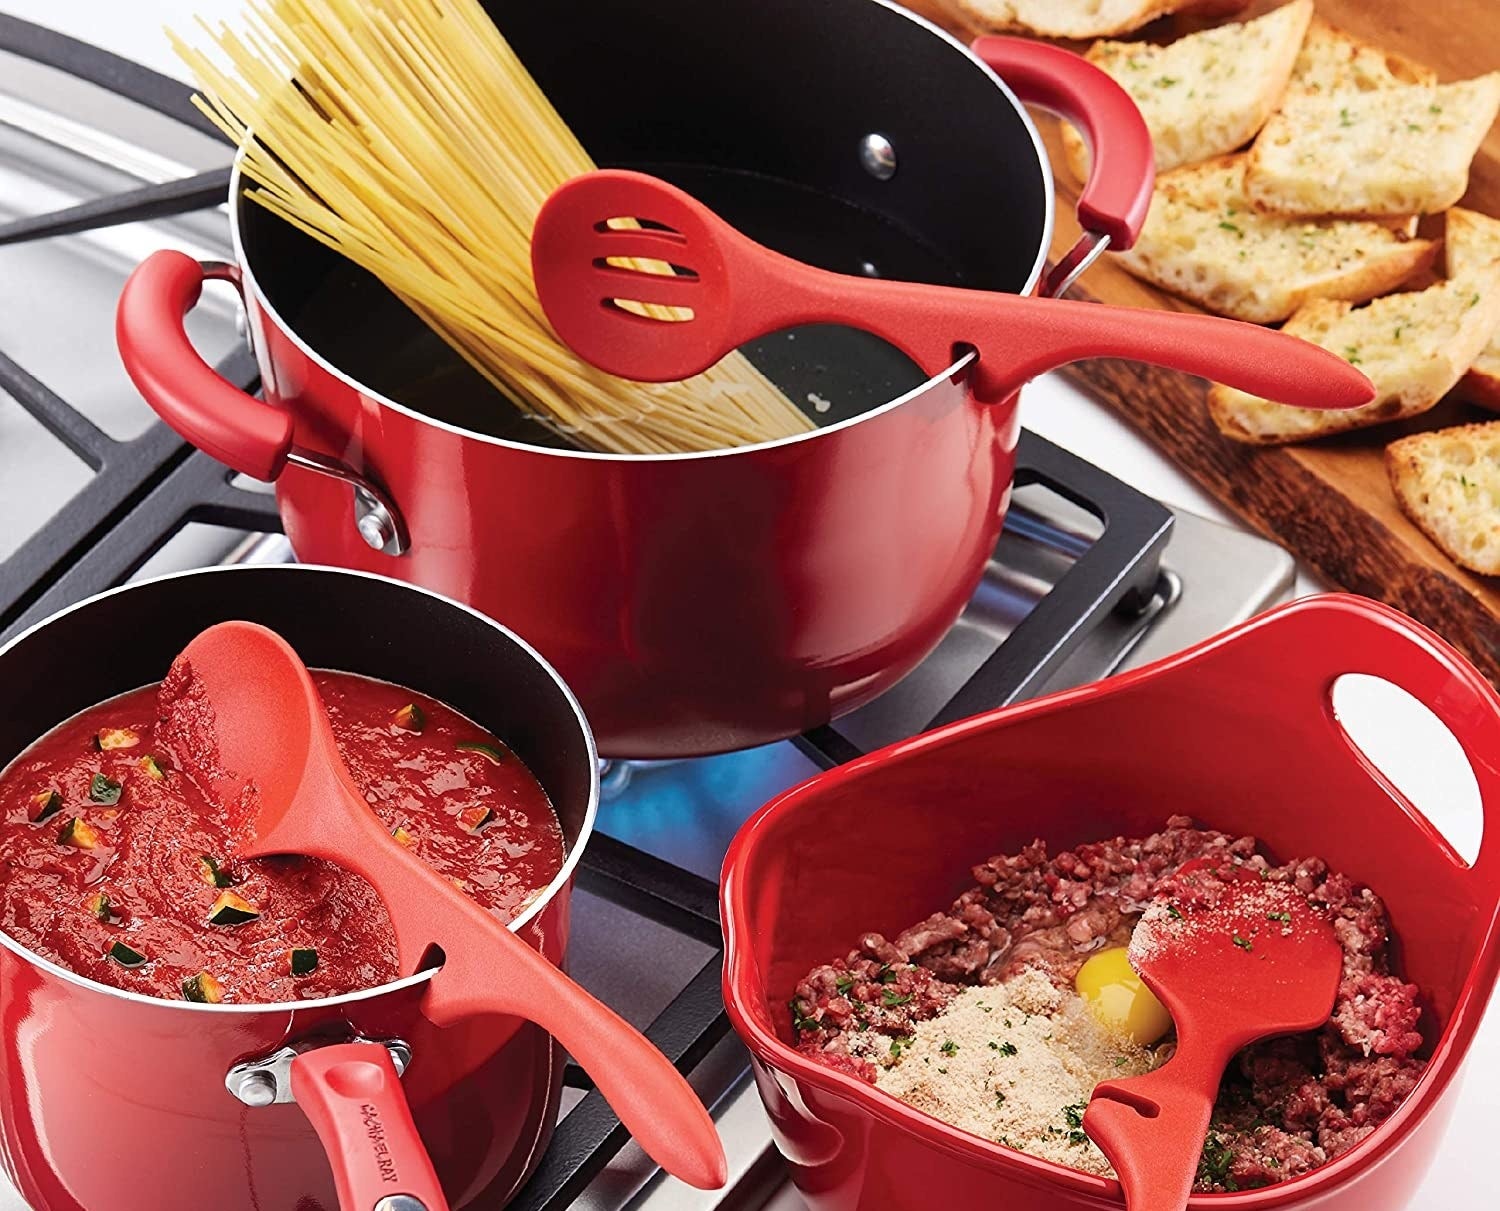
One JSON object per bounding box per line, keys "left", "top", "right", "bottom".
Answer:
{"left": 0, "top": 563, "right": 601, "bottom": 1015}
{"left": 720, "top": 593, "right": 1500, "bottom": 1207}
{"left": 226, "top": 0, "right": 1049, "bottom": 463}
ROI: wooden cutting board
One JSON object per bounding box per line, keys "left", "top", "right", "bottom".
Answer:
{"left": 908, "top": 0, "right": 1500, "bottom": 684}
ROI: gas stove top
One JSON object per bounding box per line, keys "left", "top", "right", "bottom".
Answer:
{"left": 0, "top": 18, "right": 1297, "bottom": 1211}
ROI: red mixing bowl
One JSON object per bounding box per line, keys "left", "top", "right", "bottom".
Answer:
{"left": 722, "top": 593, "right": 1500, "bottom": 1211}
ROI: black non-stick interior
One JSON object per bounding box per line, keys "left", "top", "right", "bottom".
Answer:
{"left": 238, "top": 0, "right": 1050, "bottom": 445}
{"left": 0, "top": 568, "right": 594, "bottom": 846}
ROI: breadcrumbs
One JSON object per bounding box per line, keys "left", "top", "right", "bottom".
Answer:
{"left": 863, "top": 968, "right": 1157, "bottom": 1175}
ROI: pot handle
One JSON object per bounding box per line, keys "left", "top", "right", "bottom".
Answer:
{"left": 117, "top": 249, "right": 293, "bottom": 482}
{"left": 290, "top": 1041, "right": 451, "bottom": 1211}
{"left": 117, "top": 249, "right": 411, "bottom": 555}
{"left": 969, "top": 37, "right": 1154, "bottom": 296}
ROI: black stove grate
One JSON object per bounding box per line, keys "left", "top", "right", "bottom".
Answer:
{"left": 0, "top": 17, "right": 1170, "bottom": 1210}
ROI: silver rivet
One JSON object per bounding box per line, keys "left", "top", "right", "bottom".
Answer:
{"left": 239, "top": 1070, "right": 278, "bottom": 1107}
{"left": 374, "top": 1198, "right": 430, "bottom": 1211}
{"left": 858, "top": 261, "right": 880, "bottom": 278}
{"left": 859, "top": 133, "right": 897, "bottom": 181}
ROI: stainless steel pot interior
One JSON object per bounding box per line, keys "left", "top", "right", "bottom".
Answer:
{"left": 0, "top": 565, "right": 598, "bottom": 1008}
{"left": 236, "top": 0, "right": 1052, "bottom": 448}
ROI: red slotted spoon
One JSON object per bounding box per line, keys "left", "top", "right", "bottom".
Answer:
{"left": 530, "top": 169, "right": 1376, "bottom": 408}
{"left": 174, "top": 621, "right": 727, "bottom": 1193}
{"left": 1083, "top": 859, "right": 1343, "bottom": 1211}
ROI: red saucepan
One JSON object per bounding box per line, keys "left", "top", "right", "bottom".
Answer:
{"left": 0, "top": 565, "right": 709, "bottom": 1211}
{"left": 118, "top": 0, "right": 1366, "bottom": 758}
{"left": 722, "top": 594, "right": 1500, "bottom": 1211}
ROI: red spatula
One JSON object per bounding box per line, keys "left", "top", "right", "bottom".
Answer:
{"left": 530, "top": 169, "right": 1375, "bottom": 408}
{"left": 1083, "top": 859, "right": 1343, "bottom": 1211}
{"left": 173, "top": 622, "right": 727, "bottom": 1204}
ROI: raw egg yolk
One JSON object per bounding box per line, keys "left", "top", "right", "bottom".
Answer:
{"left": 1075, "top": 946, "right": 1173, "bottom": 1046}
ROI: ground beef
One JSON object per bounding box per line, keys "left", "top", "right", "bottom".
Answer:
{"left": 789, "top": 816, "right": 1428, "bottom": 1192}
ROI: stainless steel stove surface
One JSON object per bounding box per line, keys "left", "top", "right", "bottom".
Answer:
{"left": 0, "top": 23, "right": 1295, "bottom": 1211}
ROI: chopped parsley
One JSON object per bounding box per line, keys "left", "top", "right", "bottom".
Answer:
{"left": 1339, "top": 107, "right": 1354, "bottom": 127}
{"left": 979, "top": 1003, "right": 993, "bottom": 1013}
{"left": 1153, "top": 76, "right": 1180, "bottom": 88}
{"left": 1197, "top": 1132, "right": 1240, "bottom": 1191}
{"left": 1266, "top": 911, "right": 1292, "bottom": 924}
{"left": 1461, "top": 474, "right": 1474, "bottom": 489}
{"left": 1233, "top": 934, "right": 1254, "bottom": 951}
{"left": 940, "top": 1040, "right": 959, "bottom": 1057}
{"left": 889, "top": 1034, "right": 914, "bottom": 1059}
{"left": 1062, "top": 1102, "right": 1090, "bottom": 1146}
{"left": 937, "top": 1066, "right": 947, "bottom": 1074}
{"left": 882, "top": 988, "right": 913, "bottom": 1007}
{"left": 1166, "top": 903, "right": 1183, "bottom": 921}
{"left": 1127, "top": 55, "right": 1146, "bottom": 70}
{"left": 1343, "top": 345, "right": 1364, "bottom": 365}
{"left": 1469, "top": 292, "right": 1483, "bottom": 308}
{"left": 995, "top": 1091, "right": 1007, "bottom": 1107}
{"left": 1430, "top": 103, "right": 1444, "bottom": 114}
{"left": 789, "top": 998, "right": 819, "bottom": 1033}
{"left": 997, "top": 1041, "right": 1019, "bottom": 1057}
{"left": 876, "top": 963, "right": 898, "bottom": 984}
{"left": 835, "top": 974, "right": 855, "bottom": 996}
{"left": 1218, "top": 220, "right": 1243, "bottom": 236}
{"left": 1114, "top": 1056, "right": 1129, "bottom": 1067}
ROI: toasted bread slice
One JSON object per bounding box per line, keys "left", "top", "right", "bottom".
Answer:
{"left": 1208, "top": 272, "right": 1500, "bottom": 444}
{"left": 1060, "top": 0, "right": 1312, "bottom": 178}
{"left": 1443, "top": 208, "right": 1500, "bottom": 410}
{"left": 1286, "top": 17, "right": 1436, "bottom": 97}
{"left": 1245, "top": 73, "right": 1500, "bottom": 216}
{"left": 1388, "top": 422, "right": 1500, "bottom": 574}
{"left": 1116, "top": 155, "right": 1436, "bottom": 322}
{"left": 949, "top": 0, "right": 1251, "bottom": 39}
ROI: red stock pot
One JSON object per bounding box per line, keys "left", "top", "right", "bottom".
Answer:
{"left": 0, "top": 566, "right": 599, "bottom": 1211}
{"left": 721, "top": 594, "right": 1500, "bottom": 1211}
{"left": 118, "top": 0, "right": 1315, "bottom": 757}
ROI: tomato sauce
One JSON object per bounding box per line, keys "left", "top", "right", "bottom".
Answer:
{"left": 0, "top": 671, "right": 565, "bottom": 1004}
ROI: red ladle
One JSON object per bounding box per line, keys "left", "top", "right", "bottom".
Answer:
{"left": 1083, "top": 860, "right": 1343, "bottom": 1211}
{"left": 175, "top": 622, "right": 727, "bottom": 1208}
{"left": 531, "top": 169, "right": 1376, "bottom": 409}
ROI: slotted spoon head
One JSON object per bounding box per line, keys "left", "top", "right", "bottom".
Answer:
{"left": 172, "top": 621, "right": 365, "bottom": 861}
{"left": 531, "top": 169, "right": 749, "bottom": 382}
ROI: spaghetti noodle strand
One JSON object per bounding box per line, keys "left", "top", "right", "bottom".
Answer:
{"left": 174, "top": 0, "right": 815, "bottom": 454}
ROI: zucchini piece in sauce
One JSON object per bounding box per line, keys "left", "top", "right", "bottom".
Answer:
{"left": 392, "top": 703, "right": 426, "bottom": 733}
{"left": 58, "top": 817, "right": 101, "bottom": 849}
{"left": 455, "top": 740, "right": 504, "bottom": 765}
{"left": 93, "top": 728, "right": 140, "bottom": 751}
{"left": 106, "top": 940, "right": 147, "bottom": 968}
{"left": 88, "top": 773, "right": 122, "bottom": 805}
{"left": 197, "top": 855, "right": 234, "bottom": 888}
{"left": 457, "top": 805, "right": 494, "bottom": 834}
{"left": 207, "top": 891, "right": 260, "bottom": 926}
{"left": 138, "top": 755, "right": 166, "bottom": 781}
{"left": 29, "top": 789, "right": 63, "bottom": 823}
{"left": 85, "top": 891, "right": 113, "bottom": 922}
{"left": 182, "top": 972, "right": 224, "bottom": 1003}
{"left": 289, "top": 947, "right": 319, "bottom": 976}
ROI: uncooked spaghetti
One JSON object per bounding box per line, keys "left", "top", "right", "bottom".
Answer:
{"left": 172, "top": 0, "right": 816, "bottom": 455}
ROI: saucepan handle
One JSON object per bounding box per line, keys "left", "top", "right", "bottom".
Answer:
{"left": 116, "top": 249, "right": 293, "bottom": 482}
{"left": 290, "top": 1041, "right": 451, "bottom": 1211}
{"left": 1202, "top": 595, "right": 1500, "bottom": 892}
{"left": 969, "top": 36, "right": 1154, "bottom": 295}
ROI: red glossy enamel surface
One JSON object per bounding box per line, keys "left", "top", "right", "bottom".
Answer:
{"left": 723, "top": 594, "right": 1500, "bottom": 1211}
{"left": 0, "top": 672, "right": 562, "bottom": 1005}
